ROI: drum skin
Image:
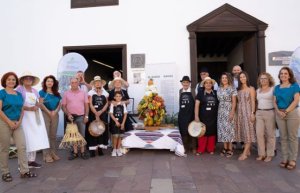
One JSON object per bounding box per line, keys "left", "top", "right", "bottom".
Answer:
{"left": 88, "top": 120, "right": 105, "bottom": 137}
{"left": 188, "top": 121, "right": 206, "bottom": 137}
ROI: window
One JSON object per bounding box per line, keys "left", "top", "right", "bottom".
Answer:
{"left": 71, "top": 0, "right": 119, "bottom": 9}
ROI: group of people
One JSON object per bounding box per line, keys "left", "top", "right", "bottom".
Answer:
{"left": 0, "top": 66, "right": 299, "bottom": 182}
{"left": 178, "top": 65, "right": 300, "bottom": 170}
{"left": 0, "top": 70, "right": 131, "bottom": 182}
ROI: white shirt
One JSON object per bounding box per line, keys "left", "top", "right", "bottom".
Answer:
{"left": 109, "top": 102, "right": 127, "bottom": 114}
{"left": 233, "top": 77, "right": 239, "bottom": 89}
{"left": 88, "top": 88, "right": 109, "bottom": 98}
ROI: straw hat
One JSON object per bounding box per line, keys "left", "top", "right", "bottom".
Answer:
{"left": 19, "top": 71, "right": 40, "bottom": 86}
{"left": 109, "top": 77, "right": 126, "bottom": 88}
{"left": 200, "top": 77, "right": 216, "bottom": 86}
{"left": 91, "top": 76, "right": 106, "bottom": 87}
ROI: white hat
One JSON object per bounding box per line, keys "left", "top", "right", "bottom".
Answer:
{"left": 19, "top": 71, "right": 40, "bottom": 86}
{"left": 91, "top": 76, "right": 106, "bottom": 86}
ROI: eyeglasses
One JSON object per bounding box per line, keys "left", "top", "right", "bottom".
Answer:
{"left": 260, "top": 78, "right": 268, "bottom": 80}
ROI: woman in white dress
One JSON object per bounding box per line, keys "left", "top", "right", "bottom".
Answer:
{"left": 16, "top": 72, "right": 49, "bottom": 168}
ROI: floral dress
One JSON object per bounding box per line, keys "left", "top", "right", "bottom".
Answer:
{"left": 217, "top": 87, "right": 237, "bottom": 142}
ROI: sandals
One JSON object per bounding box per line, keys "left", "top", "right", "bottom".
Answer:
{"left": 256, "top": 156, "right": 265, "bottom": 161}
{"left": 279, "top": 161, "right": 288, "bottom": 168}
{"left": 20, "top": 171, "right": 37, "bottom": 178}
{"left": 264, "top": 156, "right": 272, "bottom": 162}
{"left": 286, "top": 161, "right": 296, "bottom": 170}
{"left": 238, "top": 154, "right": 248, "bottom": 161}
{"left": 220, "top": 148, "right": 227, "bottom": 156}
{"left": 226, "top": 150, "right": 234, "bottom": 158}
{"left": 2, "top": 173, "right": 13, "bottom": 182}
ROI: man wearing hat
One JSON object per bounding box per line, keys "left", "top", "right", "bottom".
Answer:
{"left": 178, "top": 76, "right": 197, "bottom": 154}
{"left": 86, "top": 76, "right": 109, "bottom": 157}
{"left": 195, "top": 67, "right": 218, "bottom": 95}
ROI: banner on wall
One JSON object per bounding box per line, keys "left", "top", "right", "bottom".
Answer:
{"left": 145, "top": 63, "right": 176, "bottom": 114}
{"left": 289, "top": 47, "right": 300, "bottom": 84}
{"left": 57, "top": 52, "right": 88, "bottom": 95}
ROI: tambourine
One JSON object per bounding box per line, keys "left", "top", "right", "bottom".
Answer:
{"left": 88, "top": 120, "right": 105, "bottom": 137}
{"left": 188, "top": 121, "right": 206, "bottom": 137}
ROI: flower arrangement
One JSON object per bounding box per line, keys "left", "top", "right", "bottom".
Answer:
{"left": 138, "top": 81, "right": 166, "bottom": 126}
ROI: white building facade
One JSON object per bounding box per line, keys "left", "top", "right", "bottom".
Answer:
{"left": 1, "top": 0, "right": 299, "bottom": 134}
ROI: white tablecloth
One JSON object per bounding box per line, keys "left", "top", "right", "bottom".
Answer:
{"left": 122, "top": 128, "right": 185, "bottom": 156}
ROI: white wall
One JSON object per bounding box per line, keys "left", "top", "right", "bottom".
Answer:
{"left": 1, "top": 0, "right": 300, "bottom": 83}
{"left": 1, "top": 0, "right": 300, "bottom": 134}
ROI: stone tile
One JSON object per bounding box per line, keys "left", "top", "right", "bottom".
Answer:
{"left": 197, "top": 184, "right": 222, "bottom": 193}
{"left": 111, "top": 177, "right": 134, "bottom": 192}
{"left": 121, "top": 166, "right": 136, "bottom": 176}
{"left": 151, "top": 178, "right": 174, "bottom": 193}
{"left": 131, "top": 174, "right": 152, "bottom": 191}
{"left": 1, "top": 142, "right": 300, "bottom": 193}
{"left": 174, "top": 190, "right": 198, "bottom": 193}
{"left": 103, "top": 169, "right": 120, "bottom": 178}
{"left": 273, "top": 180, "right": 297, "bottom": 193}
{"left": 172, "top": 176, "right": 197, "bottom": 190}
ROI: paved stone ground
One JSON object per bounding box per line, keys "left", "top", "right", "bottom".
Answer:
{"left": 1, "top": 143, "right": 300, "bottom": 193}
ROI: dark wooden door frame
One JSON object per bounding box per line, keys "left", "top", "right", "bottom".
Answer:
{"left": 187, "top": 3, "right": 268, "bottom": 89}
{"left": 63, "top": 44, "right": 127, "bottom": 80}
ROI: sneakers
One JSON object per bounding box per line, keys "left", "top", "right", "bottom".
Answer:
{"left": 99, "top": 144, "right": 108, "bottom": 149}
{"left": 28, "top": 161, "right": 42, "bottom": 168}
{"left": 111, "top": 149, "right": 117, "bottom": 157}
{"left": 116, "top": 149, "right": 123, "bottom": 157}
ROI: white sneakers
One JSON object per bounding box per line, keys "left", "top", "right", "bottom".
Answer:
{"left": 99, "top": 144, "right": 108, "bottom": 149}
{"left": 111, "top": 149, "right": 117, "bottom": 157}
{"left": 116, "top": 149, "right": 123, "bottom": 157}
{"left": 111, "top": 149, "right": 123, "bottom": 157}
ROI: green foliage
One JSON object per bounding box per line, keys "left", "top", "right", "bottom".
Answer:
{"left": 163, "top": 113, "right": 179, "bottom": 126}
